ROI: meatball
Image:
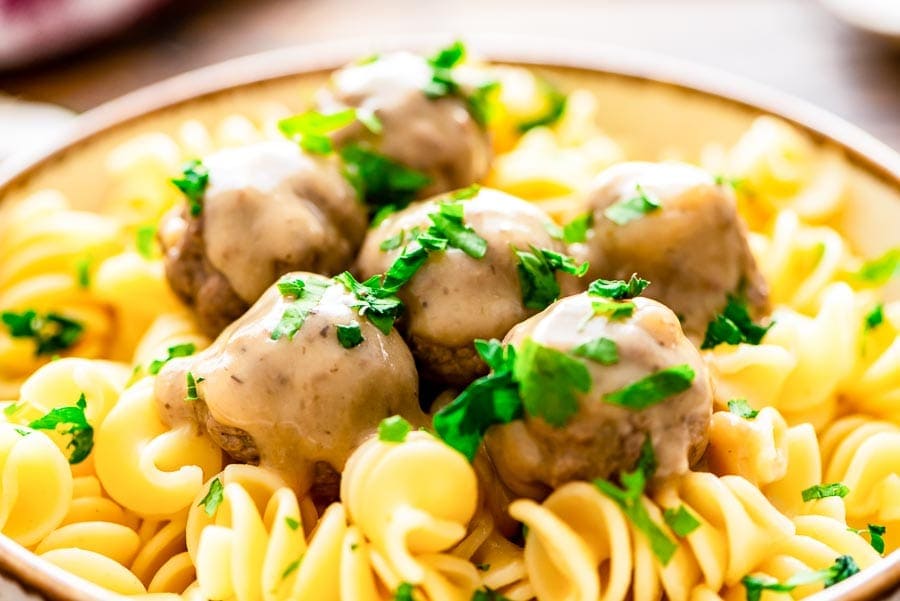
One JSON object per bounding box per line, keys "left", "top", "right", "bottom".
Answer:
{"left": 356, "top": 187, "right": 580, "bottom": 386}
{"left": 160, "top": 139, "right": 367, "bottom": 337}
{"left": 572, "top": 161, "right": 768, "bottom": 337}
{"left": 316, "top": 52, "right": 492, "bottom": 197}
{"left": 483, "top": 293, "right": 713, "bottom": 499}
{"left": 154, "top": 273, "right": 425, "bottom": 495}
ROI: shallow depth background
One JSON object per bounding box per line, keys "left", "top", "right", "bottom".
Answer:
{"left": 0, "top": 0, "right": 899, "bottom": 149}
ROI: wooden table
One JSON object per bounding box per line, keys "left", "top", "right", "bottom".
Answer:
{"left": 1, "top": 0, "right": 899, "bottom": 150}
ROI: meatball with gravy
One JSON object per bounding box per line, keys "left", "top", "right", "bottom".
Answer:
{"left": 484, "top": 292, "right": 713, "bottom": 499}
{"left": 160, "top": 139, "right": 367, "bottom": 337}
{"left": 154, "top": 273, "right": 424, "bottom": 499}
{"left": 356, "top": 187, "right": 581, "bottom": 386}
{"left": 316, "top": 52, "right": 492, "bottom": 197}
{"left": 572, "top": 161, "right": 768, "bottom": 337}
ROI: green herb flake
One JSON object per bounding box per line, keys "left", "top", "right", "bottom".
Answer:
{"left": 864, "top": 304, "right": 884, "bottom": 332}
{"left": 475, "top": 563, "right": 490, "bottom": 572}
{"left": 855, "top": 248, "right": 900, "bottom": 285}
{"left": 865, "top": 524, "right": 886, "bottom": 555}
{"left": 663, "top": 505, "right": 701, "bottom": 537}
{"left": 471, "top": 590, "right": 511, "bottom": 601}
{"left": 3, "top": 403, "right": 21, "bottom": 417}
{"left": 1, "top": 310, "right": 84, "bottom": 356}
{"left": 515, "top": 339, "right": 591, "bottom": 427}
{"left": 562, "top": 212, "right": 593, "bottom": 244}
{"left": 281, "top": 556, "right": 303, "bottom": 581}
{"left": 136, "top": 225, "right": 157, "bottom": 259}
{"left": 571, "top": 337, "right": 619, "bottom": 365}
{"left": 14, "top": 428, "right": 30, "bottom": 437}
{"left": 378, "top": 415, "right": 412, "bottom": 443}
{"left": 466, "top": 79, "right": 500, "bottom": 127}
{"left": 198, "top": 477, "right": 224, "bottom": 517}
{"left": 727, "top": 398, "right": 759, "bottom": 419}
{"left": 148, "top": 343, "right": 196, "bottom": 376}
{"left": 271, "top": 276, "right": 332, "bottom": 341}
{"left": 701, "top": 294, "right": 772, "bottom": 350}
{"left": 801, "top": 482, "right": 850, "bottom": 502}
{"left": 185, "top": 372, "right": 202, "bottom": 402}
{"left": 603, "top": 364, "right": 695, "bottom": 410}
{"left": 603, "top": 185, "right": 661, "bottom": 225}
{"left": 335, "top": 272, "right": 404, "bottom": 335}
{"left": 741, "top": 555, "right": 860, "bottom": 601}
{"left": 427, "top": 201, "right": 488, "bottom": 259}
{"left": 28, "top": 393, "right": 93, "bottom": 464}
{"left": 336, "top": 322, "right": 365, "bottom": 349}
{"left": 285, "top": 516, "right": 300, "bottom": 531}
{"left": 515, "top": 246, "right": 589, "bottom": 310}
{"left": 590, "top": 300, "right": 636, "bottom": 321}
{"left": 277, "top": 108, "right": 358, "bottom": 155}
{"left": 433, "top": 339, "right": 522, "bottom": 461}
{"left": 588, "top": 275, "right": 650, "bottom": 299}
{"left": 393, "top": 582, "right": 416, "bottom": 601}
{"left": 340, "top": 145, "right": 431, "bottom": 224}
{"left": 449, "top": 184, "right": 481, "bottom": 201}
{"left": 75, "top": 256, "right": 91, "bottom": 289}
{"left": 171, "top": 159, "right": 209, "bottom": 217}
{"left": 380, "top": 230, "right": 406, "bottom": 251}
{"left": 517, "top": 79, "right": 567, "bottom": 133}
{"left": 356, "top": 108, "right": 383, "bottom": 134}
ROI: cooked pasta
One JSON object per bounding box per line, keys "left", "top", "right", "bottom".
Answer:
{"left": 0, "top": 42, "right": 896, "bottom": 601}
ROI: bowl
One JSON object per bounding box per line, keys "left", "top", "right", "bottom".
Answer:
{"left": 0, "top": 35, "right": 897, "bottom": 601}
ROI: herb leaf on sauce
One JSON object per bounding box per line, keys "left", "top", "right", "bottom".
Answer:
{"left": 28, "top": 393, "right": 93, "bottom": 464}
{"left": 515, "top": 246, "right": 589, "bottom": 310}
{"left": 340, "top": 145, "right": 431, "bottom": 225}
{"left": 427, "top": 200, "right": 488, "bottom": 259}
{"left": 588, "top": 275, "right": 650, "bottom": 300}
{"left": 171, "top": 159, "right": 209, "bottom": 217}
{"left": 148, "top": 343, "right": 196, "bottom": 375}
{"left": 271, "top": 275, "right": 332, "bottom": 341}
{"left": 423, "top": 40, "right": 499, "bottom": 127}
{"left": 335, "top": 272, "right": 404, "bottom": 334}
{"left": 515, "top": 339, "right": 591, "bottom": 427}
{"left": 1, "top": 310, "right": 84, "bottom": 356}
{"left": 701, "top": 294, "right": 772, "bottom": 350}
{"left": 727, "top": 398, "right": 759, "bottom": 419}
{"left": 378, "top": 415, "right": 412, "bottom": 443}
{"left": 278, "top": 108, "right": 358, "bottom": 155}
{"left": 562, "top": 212, "right": 593, "bottom": 244}
{"left": 571, "top": 336, "right": 619, "bottom": 365}
{"left": 603, "top": 184, "right": 660, "bottom": 225}
{"left": 185, "top": 372, "right": 202, "bottom": 402}
{"left": 590, "top": 299, "right": 635, "bottom": 321}
{"left": 336, "top": 321, "right": 365, "bottom": 348}
{"left": 741, "top": 555, "right": 860, "bottom": 601}
{"left": 801, "top": 482, "right": 850, "bottom": 502}
{"left": 603, "top": 364, "right": 695, "bottom": 410}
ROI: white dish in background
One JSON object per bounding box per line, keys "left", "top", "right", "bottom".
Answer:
{"left": 820, "top": 0, "right": 900, "bottom": 42}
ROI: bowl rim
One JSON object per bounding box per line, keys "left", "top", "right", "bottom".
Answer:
{"left": 0, "top": 33, "right": 898, "bottom": 601}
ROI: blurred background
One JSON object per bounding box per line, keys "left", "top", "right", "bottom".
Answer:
{"left": 1, "top": 0, "right": 899, "bottom": 163}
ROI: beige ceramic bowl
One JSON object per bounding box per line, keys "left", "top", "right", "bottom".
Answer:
{"left": 0, "top": 35, "right": 897, "bottom": 601}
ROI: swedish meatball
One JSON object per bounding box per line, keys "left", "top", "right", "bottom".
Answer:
{"left": 316, "top": 52, "right": 491, "bottom": 197}
{"left": 484, "top": 293, "right": 713, "bottom": 499}
{"left": 356, "top": 187, "right": 580, "bottom": 386}
{"left": 572, "top": 161, "right": 768, "bottom": 337}
{"left": 154, "top": 273, "right": 424, "bottom": 494}
{"left": 160, "top": 140, "right": 367, "bottom": 337}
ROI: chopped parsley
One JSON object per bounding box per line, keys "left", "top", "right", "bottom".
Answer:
{"left": 515, "top": 339, "right": 591, "bottom": 427}
{"left": 515, "top": 246, "right": 589, "bottom": 310}
{"left": 271, "top": 275, "right": 332, "bottom": 341}
{"left": 340, "top": 144, "right": 432, "bottom": 225}
{"left": 75, "top": 256, "right": 91, "bottom": 289}
{"left": 588, "top": 275, "right": 650, "bottom": 300}
{"left": 701, "top": 294, "right": 772, "bottom": 350}
{"left": 136, "top": 225, "right": 157, "bottom": 259}
{"left": 393, "top": 582, "right": 415, "bottom": 601}
{"left": 423, "top": 40, "right": 498, "bottom": 127}
{"left": 562, "top": 212, "right": 593, "bottom": 244}
{"left": 427, "top": 200, "right": 487, "bottom": 259}
{"left": 603, "top": 364, "right": 695, "bottom": 410}
{"left": 571, "top": 336, "right": 619, "bottom": 365}
{"left": 471, "top": 590, "right": 511, "bottom": 601}
{"left": 380, "top": 230, "right": 406, "bottom": 251}
{"left": 198, "top": 477, "right": 224, "bottom": 517}
{"left": 855, "top": 524, "right": 886, "bottom": 555}
{"left": 285, "top": 516, "right": 300, "bottom": 531}
{"left": 741, "top": 555, "right": 860, "bottom": 601}
{"left": 855, "top": 248, "right": 900, "bottom": 285}
{"left": 378, "top": 415, "right": 412, "bottom": 443}
{"left": 517, "top": 78, "right": 567, "bottom": 132}
{"left": 336, "top": 321, "right": 365, "bottom": 348}
{"left": 148, "top": 343, "right": 196, "bottom": 375}
{"left": 603, "top": 184, "right": 660, "bottom": 225}
{"left": 278, "top": 108, "right": 358, "bottom": 155}
{"left": 801, "top": 482, "right": 850, "bottom": 502}
{"left": 864, "top": 304, "right": 884, "bottom": 332}
{"left": 1, "top": 310, "right": 84, "bottom": 356}
{"left": 589, "top": 299, "right": 635, "bottom": 321}
{"left": 663, "top": 505, "right": 701, "bottom": 537}
{"left": 281, "top": 556, "right": 303, "bottom": 580}
{"left": 727, "top": 398, "right": 759, "bottom": 419}
{"left": 3, "top": 403, "right": 21, "bottom": 417}
{"left": 185, "top": 372, "right": 202, "bottom": 402}
{"left": 335, "top": 272, "right": 404, "bottom": 334}
{"left": 171, "top": 159, "right": 209, "bottom": 217}
{"left": 28, "top": 393, "right": 93, "bottom": 464}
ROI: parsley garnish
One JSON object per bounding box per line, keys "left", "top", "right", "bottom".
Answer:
{"left": 171, "top": 159, "right": 209, "bottom": 217}
{"left": 603, "top": 364, "right": 695, "bottom": 410}
{"left": 427, "top": 200, "right": 487, "bottom": 258}
{"left": 136, "top": 225, "right": 157, "bottom": 259}
{"left": 857, "top": 524, "right": 886, "bottom": 554}
{"left": 517, "top": 78, "right": 567, "bottom": 132}
{"left": 741, "top": 555, "right": 860, "bottom": 601}
{"left": 198, "top": 477, "right": 224, "bottom": 517}
{"left": 28, "top": 393, "right": 93, "bottom": 464}
{"left": 603, "top": 184, "right": 660, "bottom": 225}
{"left": 701, "top": 294, "right": 772, "bottom": 350}
{"left": 281, "top": 556, "right": 303, "bottom": 581}
{"left": 515, "top": 246, "right": 589, "bottom": 309}
{"left": 148, "top": 343, "right": 196, "bottom": 375}
{"left": 271, "top": 275, "right": 332, "bottom": 341}
{"left": 864, "top": 304, "right": 884, "bottom": 332}
{"left": 589, "top": 299, "right": 635, "bottom": 320}
{"left": 334, "top": 272, "right": 404, "bottom": 334}
{"left": 340, "top": 145, "right": 431, "bottom": 225}
{"left": 727, "top": 398, "right": 759, "bottom": 419}
{"left": 380, "top": 230, "right": 406, "bottom": 251}
{"left": 278, "top": 108, "right": 358, "bottom": 155}
{"left": 562, "top": 212, "right": 592, "bottom": 244}
{"left": 336, "top": 321, "right": 365, "bottom": 348}
{"left": 471, "top": 590, "right": 511, "bottom": 601}
{"left": 801, "top": 482, "right": 850, "bottom": 502}
{"left": 515, "top": 339, "right": 591, "bottom": 427}
{"left": 185, "top": 372, "right": 202, "bottom": 402}
{"left": 285, "top": 516, "right": 300, "bottom": 531}
{"left": 378, "top": 415, "right": 412, "bottom": 442}
{"left": 1, "top": 310, "right": 83, "bottom": 356}
{"left": 75, "top": 256, "right": 91, "bottom": 289}
{"left": 588, "top": 275, "right": 650, "bottom": 299}
{"left": 393, "top": 582, "right": 415, "bottom": 601}
{"left": 571, "top": 336, "right": 619, "bottom": 365}
{"left": 855, "top": 248, "right": 900, "bottom": 285}
{"left": 663, "top": 505, "right": 701, "bottom": 537}
{"left": 423, "top": 41, "right": 498, "bottom": 127}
